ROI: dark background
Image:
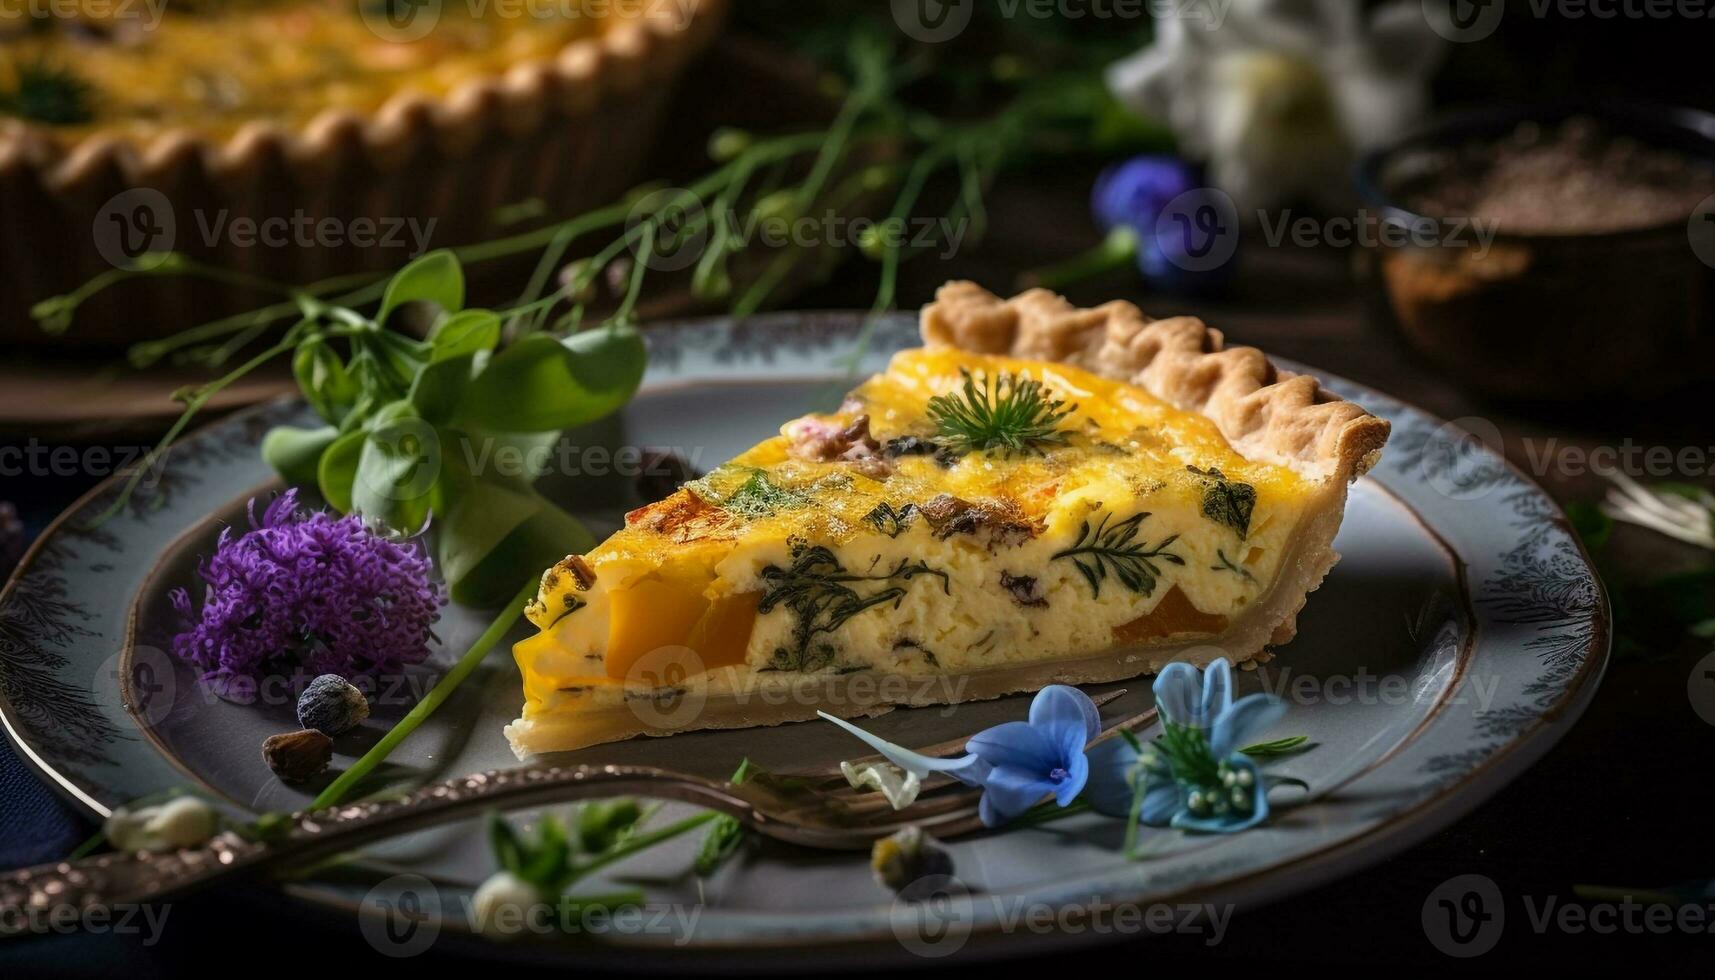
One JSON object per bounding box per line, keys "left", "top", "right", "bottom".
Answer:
{"left": 4, "top": 0, "right": 1713, "bottom": 972}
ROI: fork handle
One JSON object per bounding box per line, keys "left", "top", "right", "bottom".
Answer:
{"left": 0, "top": 764, "right": 747, "bottom": 937}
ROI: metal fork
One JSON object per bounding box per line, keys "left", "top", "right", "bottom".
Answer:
{"left": 0, "top": 694, "right": 1155, "bottom": 932}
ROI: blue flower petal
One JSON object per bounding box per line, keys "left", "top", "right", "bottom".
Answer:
{"left": 1081, "top": 738, "right": 1139, "bottom": 817}
{"left": 1211, "top": 693, "right": 1287, "bottom": 759}
{"left": 818, "top": 712, "right": 987, "bottom": 786}
{"left": 1028, "top": 685, "right": 1101, "bottom": 743}
{"left": 977, "top": 767, "right": 1056, "bottom": 827}
{"left": 967, "top": 721, "right": 1059, "bottom": 773}
{"left": 1153, "top": 662, "right": 1201, "bottom": 726}
{"left": 1199, "top": 658, "right": 1233, "bottom": 727}
{"left": 1140, "top": 780, "right": 1184, "bottom": 826}
{"left": 1055, "top": 750, "right": 1090, "bottom": 806}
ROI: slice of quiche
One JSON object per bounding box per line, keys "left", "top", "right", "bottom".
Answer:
{"left": 506, "top": 283, "right": 1390, "bottom": 757}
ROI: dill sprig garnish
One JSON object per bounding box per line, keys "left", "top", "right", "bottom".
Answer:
{"left": 927, "top": 369, "right": 1076, "bottom": 456}
{"left": 1, "top": 61, "right": 95, "bottom": 126}
{"left": 758, "top": 541, "right": 949, "bottom": 671}
{"left": 1051, "top": 510, "right": 1184, "bottom": 599}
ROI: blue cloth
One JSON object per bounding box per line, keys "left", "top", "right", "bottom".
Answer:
{"left": 1, "top": 491, "right": 97, "bottom": 872}
{"left": 0, "top": 737, "right": 91, "bottom": 870}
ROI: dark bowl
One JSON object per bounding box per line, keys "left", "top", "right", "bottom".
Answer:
{"left": 1355, "top": 101, "right": 1715, "bottom": 402}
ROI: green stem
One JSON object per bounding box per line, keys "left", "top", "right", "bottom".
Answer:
{"left": 310, "top": 578, "right": 537, "bottom": 809}
{"left": 564, "top": 812, "right": 720, "bottom": 885}
{"left": 86, "top": 335, "right": 301, "bottom": 526}
{"left": 1009, "top": 797, "right": 1092, "bottom": 828}
{"left": 1122, "top": 770, "right": 1148, "bottom": 860}
{"left": 1022, "top": 226, "right": 1140, "bottom": 292}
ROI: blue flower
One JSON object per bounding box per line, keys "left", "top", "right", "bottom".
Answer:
{"left": 820, "top": 684, "right": 1103, "bottom": 828}
{"left": 1085, "top": 658, "right": 1285, "bottom": 833}
{"left": 1091, "top": 155, "right": 1235, "bottom": 294}
{"left": 1091, "top": 155, "right": 1201, "bottom": 237}
{"left": 964, "top": 685, "right": 1101, "bottom": 826}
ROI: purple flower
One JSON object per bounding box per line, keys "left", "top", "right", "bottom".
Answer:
{"left": 169, "top": 490, "right": 444, "bottom": 692}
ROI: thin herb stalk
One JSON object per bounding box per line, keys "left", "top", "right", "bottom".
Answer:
{"left": 311, "top": 577, "right": 536, "bottom": 809}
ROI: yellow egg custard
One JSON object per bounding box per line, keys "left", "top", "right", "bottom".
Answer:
{"left": 506, "top": 283, "right": 1390, "bottom": 756}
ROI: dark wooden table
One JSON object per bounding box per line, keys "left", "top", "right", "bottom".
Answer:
{"left": 3, "top": 169, "right": 1709, "bottom": 975}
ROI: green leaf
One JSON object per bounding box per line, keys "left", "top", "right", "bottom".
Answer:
{"left": 316, "top": 430, "right": 365, "bottom": 513}
{"left": 440, "top": 485, "right": 595, "bottom": 606}
{"left": 378, "top": 249, "right": 465, "bottom": 326}
{"left": 489, "top": 812, "right": 526, "bottom": 877}
{"left": 428, "top": 309, "right": 501, "bottom": 362}
{"left": 261, "top": 424, "right": 338, "bottom": 490}
{"left": 453, "top": 324, "right": 646, "bottom": 433}
{"left": 351, "top": 402, "right": 439, "bottom": 532}
{"left": 293, "top": 340, "right": 359, "bottom": 426}
{"left": 434, "top": 465, "right": 539, "bottom": 597}
{"left": 1239, "top": 735, "right": 1312, "bottom": 759}
{"left": 574, "top": 799, "right": 643, "bottom": 855}
{"left": 408, "top": 353, "right": 474, "bottom": 426}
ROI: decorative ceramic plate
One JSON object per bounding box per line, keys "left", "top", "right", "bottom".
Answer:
{"left": 0, "top": 312, "right": 1607, "bottom": 964}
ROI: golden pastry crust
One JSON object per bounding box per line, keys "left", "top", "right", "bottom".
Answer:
{"left": 0, "top": 0, "right": 724, "bottom": 189}
{"left": 921, "top": 281, "right": 1390, "bottom": 484}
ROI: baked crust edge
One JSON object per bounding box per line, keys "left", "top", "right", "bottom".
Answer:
{"left": 920, "top": 281, "right": 1391, "bottom": 485}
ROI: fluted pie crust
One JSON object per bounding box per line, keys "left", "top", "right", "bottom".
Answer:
{"left": 0, "top": 0, "right": 726, "bottom": 188}
{"left": 504, "top": 283, "right": 1390, "bottom": 757}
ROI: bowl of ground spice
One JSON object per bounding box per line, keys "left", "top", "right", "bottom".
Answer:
{"left": 1357, "top": 103, "right": 1715, "bottom": 401}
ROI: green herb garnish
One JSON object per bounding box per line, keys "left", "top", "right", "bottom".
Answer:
{"left": 758, "top": 541, "right": 949, "bottom": 671}
{"left": 1, "top": 61, "right": 94, "bottom": 125}
{"left": 694, "top": 759, "right": 753, "bottom": 877}
{"left": 1211, "top": 548, "right": 1257, "bottom": 584}
{"left": 1190, "top": 466, "right": 1256, "bottom": 539}
{"left": 720, "top": 469, "right": 809, "bottom": 520}
{"left": 927, "top": 369, "right": 1076, "bottom": 456}
{"left": 1052, "top": 510, "right": 1184, "bottom": 599}
{"left": 863, "top": 501, "right": 917, "bottom": 538}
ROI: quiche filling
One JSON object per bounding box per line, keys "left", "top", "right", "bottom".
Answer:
{"left": 508, "top": 345, "right": 1331, "bottom": 757}
{"left": 0, "top": 0, "right": 616, "bottom": 139}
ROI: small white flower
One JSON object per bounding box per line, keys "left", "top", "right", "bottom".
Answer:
{"left": 841, "top": 760, "right": 924, "bottom": 810}
{"left": 104, "top": 796, "right": 218, "bottom": 853}
{"left": 1107, "top": 0, "right": 1444, "bottom": 213}
{"left": 470, "top": 871, "right": 543, "bottom": 941}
